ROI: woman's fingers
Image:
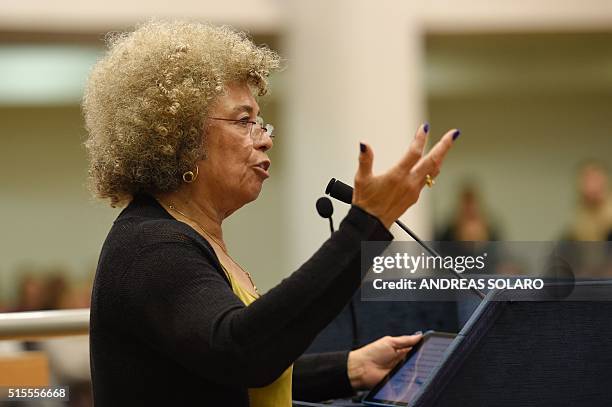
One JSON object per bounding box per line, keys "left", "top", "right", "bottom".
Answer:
{"left": 397, "top": 124, "right": 429, "bottom": 172}
{"left": 395, "top": 347, "right": 412, "bottom": 356}
{"left": 412, "top": 129, "right": 458, "bottom": 181}
{"left": 389, "top": 333, "right": 423, "bottom": 350}
{"left": 356, "top": 142, "right": 374, "bottom": 181}
{"left": 352, "top": 124, "right": 458, "bottom": 229}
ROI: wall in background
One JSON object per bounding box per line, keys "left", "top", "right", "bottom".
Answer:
{"left": 427, "top": 33, "right": 612, "bottom": 241}
{"left": 0, "top": 106, "right": 117, "bottom": 302}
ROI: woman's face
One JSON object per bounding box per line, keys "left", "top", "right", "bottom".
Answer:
{"left": 198, "top": 82, "right": 273, "bottom": 212}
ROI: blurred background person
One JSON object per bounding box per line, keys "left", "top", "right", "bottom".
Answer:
{"left": 566, "top": 160, "right": 612, "bottom": 241}
{"left": 41, "top": 272, "right": 68, "bottom": 311}
{"left": 13, "top": 273, "right": 47, "bottom": 313}
{"left": 436, "top": 182, "right": 501, "bottom": 242}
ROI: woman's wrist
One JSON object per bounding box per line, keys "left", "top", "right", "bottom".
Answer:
{"left": 347, "top": 350, "right": 365, "bottom": 390}
{"left": 350, "top": 204, "right": 393, "bottom": 233}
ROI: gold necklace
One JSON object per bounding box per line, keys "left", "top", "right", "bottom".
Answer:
{"left": 165, "top": 202, "right": 259, "bottom": 295}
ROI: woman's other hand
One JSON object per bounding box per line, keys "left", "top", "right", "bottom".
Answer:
{"left": 347, "top": 333, "right": 423, "bottom": 390}
{"left": 353, "top": 125, "right": 460, "bottom": 228}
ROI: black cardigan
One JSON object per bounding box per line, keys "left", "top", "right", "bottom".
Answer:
{"left": 89, "top": 194, "right": 393, "bottom": 406}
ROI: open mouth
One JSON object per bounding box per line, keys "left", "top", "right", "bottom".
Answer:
{"left": 253, "top": 161, "right": 271, "bottom": 177}
{"left": 254, "top": 161, "right": 271, "bottom": 171}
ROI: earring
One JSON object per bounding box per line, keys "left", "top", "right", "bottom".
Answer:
{"left": 182, "top": 165, "right": 199, "bottom": 183}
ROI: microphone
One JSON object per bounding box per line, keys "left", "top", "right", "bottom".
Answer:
{"left": 325, "top": 178, "right": 353, "bottom": 205}
{"left": 316, "top": 197, "right": 335, "bottom": 234}
{"left": 325, "top": 178, "right": 486, "bottom": 300}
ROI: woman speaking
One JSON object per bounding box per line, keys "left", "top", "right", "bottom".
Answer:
{"left": 83, "top": 21, "right": 458, "bottom": 406}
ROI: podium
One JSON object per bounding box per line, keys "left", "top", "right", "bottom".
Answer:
{"left": 294, "top": 281, "right": 612, "bottom": 406}
{"left": 413, "top": 281, "right": 612, "bottom": 407}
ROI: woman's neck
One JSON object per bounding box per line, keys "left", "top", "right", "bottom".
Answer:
{"left": 156, "top": 188, "right": 227, "bottom": 249}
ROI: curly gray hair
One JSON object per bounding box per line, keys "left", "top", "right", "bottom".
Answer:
{"left": 83, "top": 20, "right": 281, "bottom": 207}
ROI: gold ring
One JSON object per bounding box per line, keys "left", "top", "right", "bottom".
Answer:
{"left": 425, "top": 174, "right": 435, "bottom": 188}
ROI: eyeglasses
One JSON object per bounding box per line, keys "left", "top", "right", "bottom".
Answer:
{"left": 209, "top": 116, "right": 274, "bottom": 142}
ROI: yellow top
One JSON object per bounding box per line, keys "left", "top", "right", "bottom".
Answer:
{"left": 221, "top": 264, "right": 293, "bottom": 407}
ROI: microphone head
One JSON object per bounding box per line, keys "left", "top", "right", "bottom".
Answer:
{"left": 325, "top": 178, "right": 354, "bottom": 205}
{"left": 316, "top": 197, "right": 334, "bottom": 219}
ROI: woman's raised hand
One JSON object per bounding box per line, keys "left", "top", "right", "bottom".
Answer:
{"left": 352, "top": 124, "right": 460, "bottom": 229}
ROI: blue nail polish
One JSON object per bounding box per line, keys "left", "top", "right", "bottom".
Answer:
{"left": 423, "top": 123, "right": 429, "bottom": 133}
{"left": 452, "top": 130, "right": 461, "bottom": 141}
{"left": 360, "top": 142, "right": 366, "bottom": 153}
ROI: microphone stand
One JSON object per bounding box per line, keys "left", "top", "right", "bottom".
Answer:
{"left": 316, "top": 197, "right": 360, "bottom": 349}
{"left": 327, "top": 217, "right": 334, "bottom": 236}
